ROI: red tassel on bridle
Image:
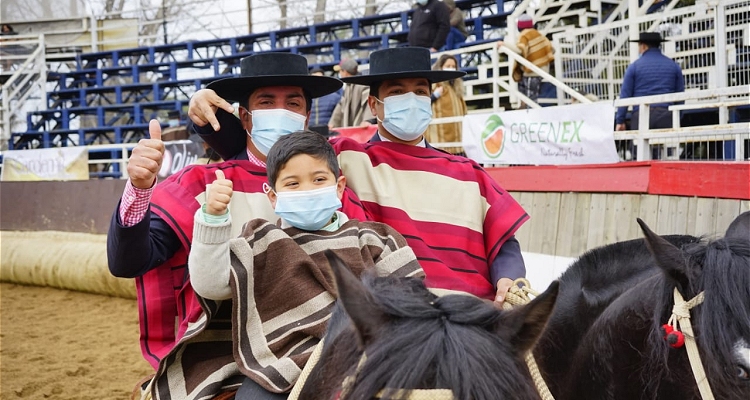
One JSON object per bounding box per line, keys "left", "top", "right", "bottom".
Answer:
{"left": 662, "top": 323, "right": 685, "bottom": 348}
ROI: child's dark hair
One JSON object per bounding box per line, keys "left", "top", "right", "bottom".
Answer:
{"left": 266, "top": 130, "right": 340, "bottom": 189}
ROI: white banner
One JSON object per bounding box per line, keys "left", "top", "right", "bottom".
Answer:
{"left": 158, "top": 140, "right": 206, "bottom": 178}
{"left": 462, "top": 103, "right": 620, "bottom": 165}
{"left": 1, "top": 147, "right": 89, "bottom": 181}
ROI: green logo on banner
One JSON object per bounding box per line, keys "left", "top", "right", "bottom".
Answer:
{"left": 481, "top": 114, "right": 505, "bottom": 158}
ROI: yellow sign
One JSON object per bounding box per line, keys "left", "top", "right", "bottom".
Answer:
{"left": 1, "top": 147, "right": 89, "bottom": 181}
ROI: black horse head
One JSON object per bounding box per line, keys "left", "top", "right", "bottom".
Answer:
{"left": 297, "top": 250, "right": 559, "bottom": 400}
{"left": 535, "top": 211, "right": 750, "bottom": 400}
{"left": 640, "top": 212, "right": 750, "bottom": 399}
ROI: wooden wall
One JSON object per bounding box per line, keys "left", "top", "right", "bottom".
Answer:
{"left": 0, "top": 180, "right": 126, "bottom": 234}
{"left": 510, "top": 192, "right": 750, "bottom": 258}
{"left": 1, "top": 160, "right": 747, "bottom": 262}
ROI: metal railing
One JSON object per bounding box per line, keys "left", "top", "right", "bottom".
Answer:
{"left": 551, "top": 0, "right": 750, "bottom": 103}
{"left": 612, "top": 85, "right": 750, "bottom": 161}
{"left": 1, "top": 34, "right": 48, "bottom": 150}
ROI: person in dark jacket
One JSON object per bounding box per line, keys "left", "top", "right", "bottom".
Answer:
{"left": 615, "top": 32, "right": 684, "bottom": 130}
{"left": 308, "top": 67, "right": 341, "bottom": 127}
{"left": 407, "top": 0, "right": 451, "bottom": 52}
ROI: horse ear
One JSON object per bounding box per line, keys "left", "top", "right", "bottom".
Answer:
{"left": 325, "top": 250, "right": 387, "bottom": 349}
{"left": 636, "top": 218, "right": 690, "bottom": 287}
{"left": 725, "top": 211, "right": 750, "bottom": 241}
{"left": 498, "top": 281, "right": 558, "bottom": 353}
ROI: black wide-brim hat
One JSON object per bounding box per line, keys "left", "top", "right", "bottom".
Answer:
{"left": 629, "top": 32, "right": 669, "bottom": 44}
{"left": 341, "top": 47, "right": 466, "bottom": 86}
{"left": 207, "top": 53, "right": 343, "bottom": 103}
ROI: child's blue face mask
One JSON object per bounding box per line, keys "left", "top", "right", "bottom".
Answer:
{"left": 271, "top": 185, "right": 342, "bottom": 231}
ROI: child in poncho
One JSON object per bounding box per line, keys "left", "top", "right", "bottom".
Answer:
{"left": 188, "top": 130, "right": 423, "bottom": 398}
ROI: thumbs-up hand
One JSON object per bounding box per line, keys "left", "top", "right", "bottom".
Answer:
{"left": 206, "top": 169, "right": 233, "bottom": 216}
{"left": 128, "top": 119, "right": 166, "bottom": 189}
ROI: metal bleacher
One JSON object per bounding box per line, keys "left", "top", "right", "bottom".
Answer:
{"left": 3, "top": 0, "right": 517, "bottom": 153}
{"left": 7, "top": 0, "right": 744, "bottom": 164}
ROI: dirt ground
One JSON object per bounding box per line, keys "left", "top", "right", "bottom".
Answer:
{"left": 0, "top": 282, "right": 153, "bottom": 399}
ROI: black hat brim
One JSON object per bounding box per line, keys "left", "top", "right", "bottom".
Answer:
{"left": 628, "top": 38, "right": 669, "bottom": 43}
{"left": 207, "top": 75, "right": 343, "bottom": 103}
{"left": 341, "top": 70, "right": 466, "bottom": 86}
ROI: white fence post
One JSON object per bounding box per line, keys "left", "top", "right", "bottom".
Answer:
{"left": 714, "top": 3, "right": 728, "bottom": 89}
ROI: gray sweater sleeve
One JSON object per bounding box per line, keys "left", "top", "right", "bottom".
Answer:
{"left": 188, "top": 210, "right": 234, "bottom": 300}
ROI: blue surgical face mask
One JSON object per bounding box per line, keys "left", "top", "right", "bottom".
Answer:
{"left": 272, "top": 185, "right": 342, "bottom": 231}
{"left": 417, "top": 0, "right": 428, "bottom": 5}
{"left": 246, "top": 108, "right": 306, "bottom": 156}
{"left": 377, "top": 92, "right": 432, "bottom": 142}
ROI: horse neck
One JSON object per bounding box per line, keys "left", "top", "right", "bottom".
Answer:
{"left": 299, "top": 330, "right": 363, "bottom": 400}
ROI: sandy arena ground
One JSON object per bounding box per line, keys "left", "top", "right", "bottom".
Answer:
{"left": 0, "top": 282, "right": 153, "bottom": 399}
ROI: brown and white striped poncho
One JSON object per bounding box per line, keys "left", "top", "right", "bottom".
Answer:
{"left": 149, "top": 217, "right": 423, "bottom": 399}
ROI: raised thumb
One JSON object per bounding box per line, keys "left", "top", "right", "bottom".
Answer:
{"left": 215, "top": 169, "right": 225, "bottom": 181}
{"left": 148, "top": 119, "right": 162, "bottom": 141}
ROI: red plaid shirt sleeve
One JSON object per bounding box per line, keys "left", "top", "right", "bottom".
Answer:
{"left": 120, "top": 179, "right": 155, "bottom": 227}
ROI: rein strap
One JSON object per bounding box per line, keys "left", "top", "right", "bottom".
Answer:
{"left": 669, "top": 288, "right": 714, "bottom": 400}
{"left": 502, "top": 278, "right": 555, "bottom": 400}
{"left": 340, "top": 353, "right": 455, "bottom": 400}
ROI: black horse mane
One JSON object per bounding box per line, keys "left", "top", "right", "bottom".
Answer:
{"left": 562, "top": 235, "right": 701, "bottom": 304}
{"left": 645, "top": 236, "right": 750, "bottom": 397}
{"left": 322, "top": 274, "right": 539, "bottom": 400}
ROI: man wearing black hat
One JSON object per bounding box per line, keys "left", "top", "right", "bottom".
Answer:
{"left": 337, "top": 47, "right": 529, "bottom": 306}
{"left": 615, "top": 32, "right": 685, "bottom": 131}
{"left": 189, "top": 47, "right": 529, "bottom": 312}
{"left": 106, "top": 53, "right": 368, "bottom": 400}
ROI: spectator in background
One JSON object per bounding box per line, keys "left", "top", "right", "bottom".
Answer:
{"left": 497, "top": 14, "right": 555, "bottom": 109}
{"left": 329, "top": 59, "right": 371, "bottom": 128}
{"left": 308, "top": 67, "right": 341, "bottom": 129}
{"left": 427, "top": 54, "right": 467, "bottom": 155}
{"left": 407, "top": 0, "right": 451, "bottom": 52}
{"left": 1, "top": 24, "right": 19, "bottom": 71}
{"left": 442, "top": 0, "right": 468, "bottom": 50}
{"left": 190, "top": 133, "right": 223, "bottom": 165}
{"left": 160, "top": 110, "right": 189, "bottom": 141}
{"left": 615, "top": 32, "right": 684, "bottom": 131}
{"left": 1, "top": 24, "right": 16, "bottom": 35}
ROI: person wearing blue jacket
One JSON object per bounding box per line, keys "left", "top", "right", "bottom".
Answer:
{"left": 615, "top": 32, "right": 685, "bottom": 131}
{"left": 308, "top": 67, "right": 341, "bottom": 127}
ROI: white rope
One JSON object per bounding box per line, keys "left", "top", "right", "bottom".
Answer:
{"left": 287, "top": 339, "right": 325, "bottom": 400}
{"left": 501, "top": 278, "right": 555, "bottom": 400}
{"left": 669, "top": 288, "right": 714, "bottom": 400}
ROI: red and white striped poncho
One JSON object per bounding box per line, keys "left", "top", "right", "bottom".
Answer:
{"left": 332, "top": 137, "right": 529, "bottom": 299}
